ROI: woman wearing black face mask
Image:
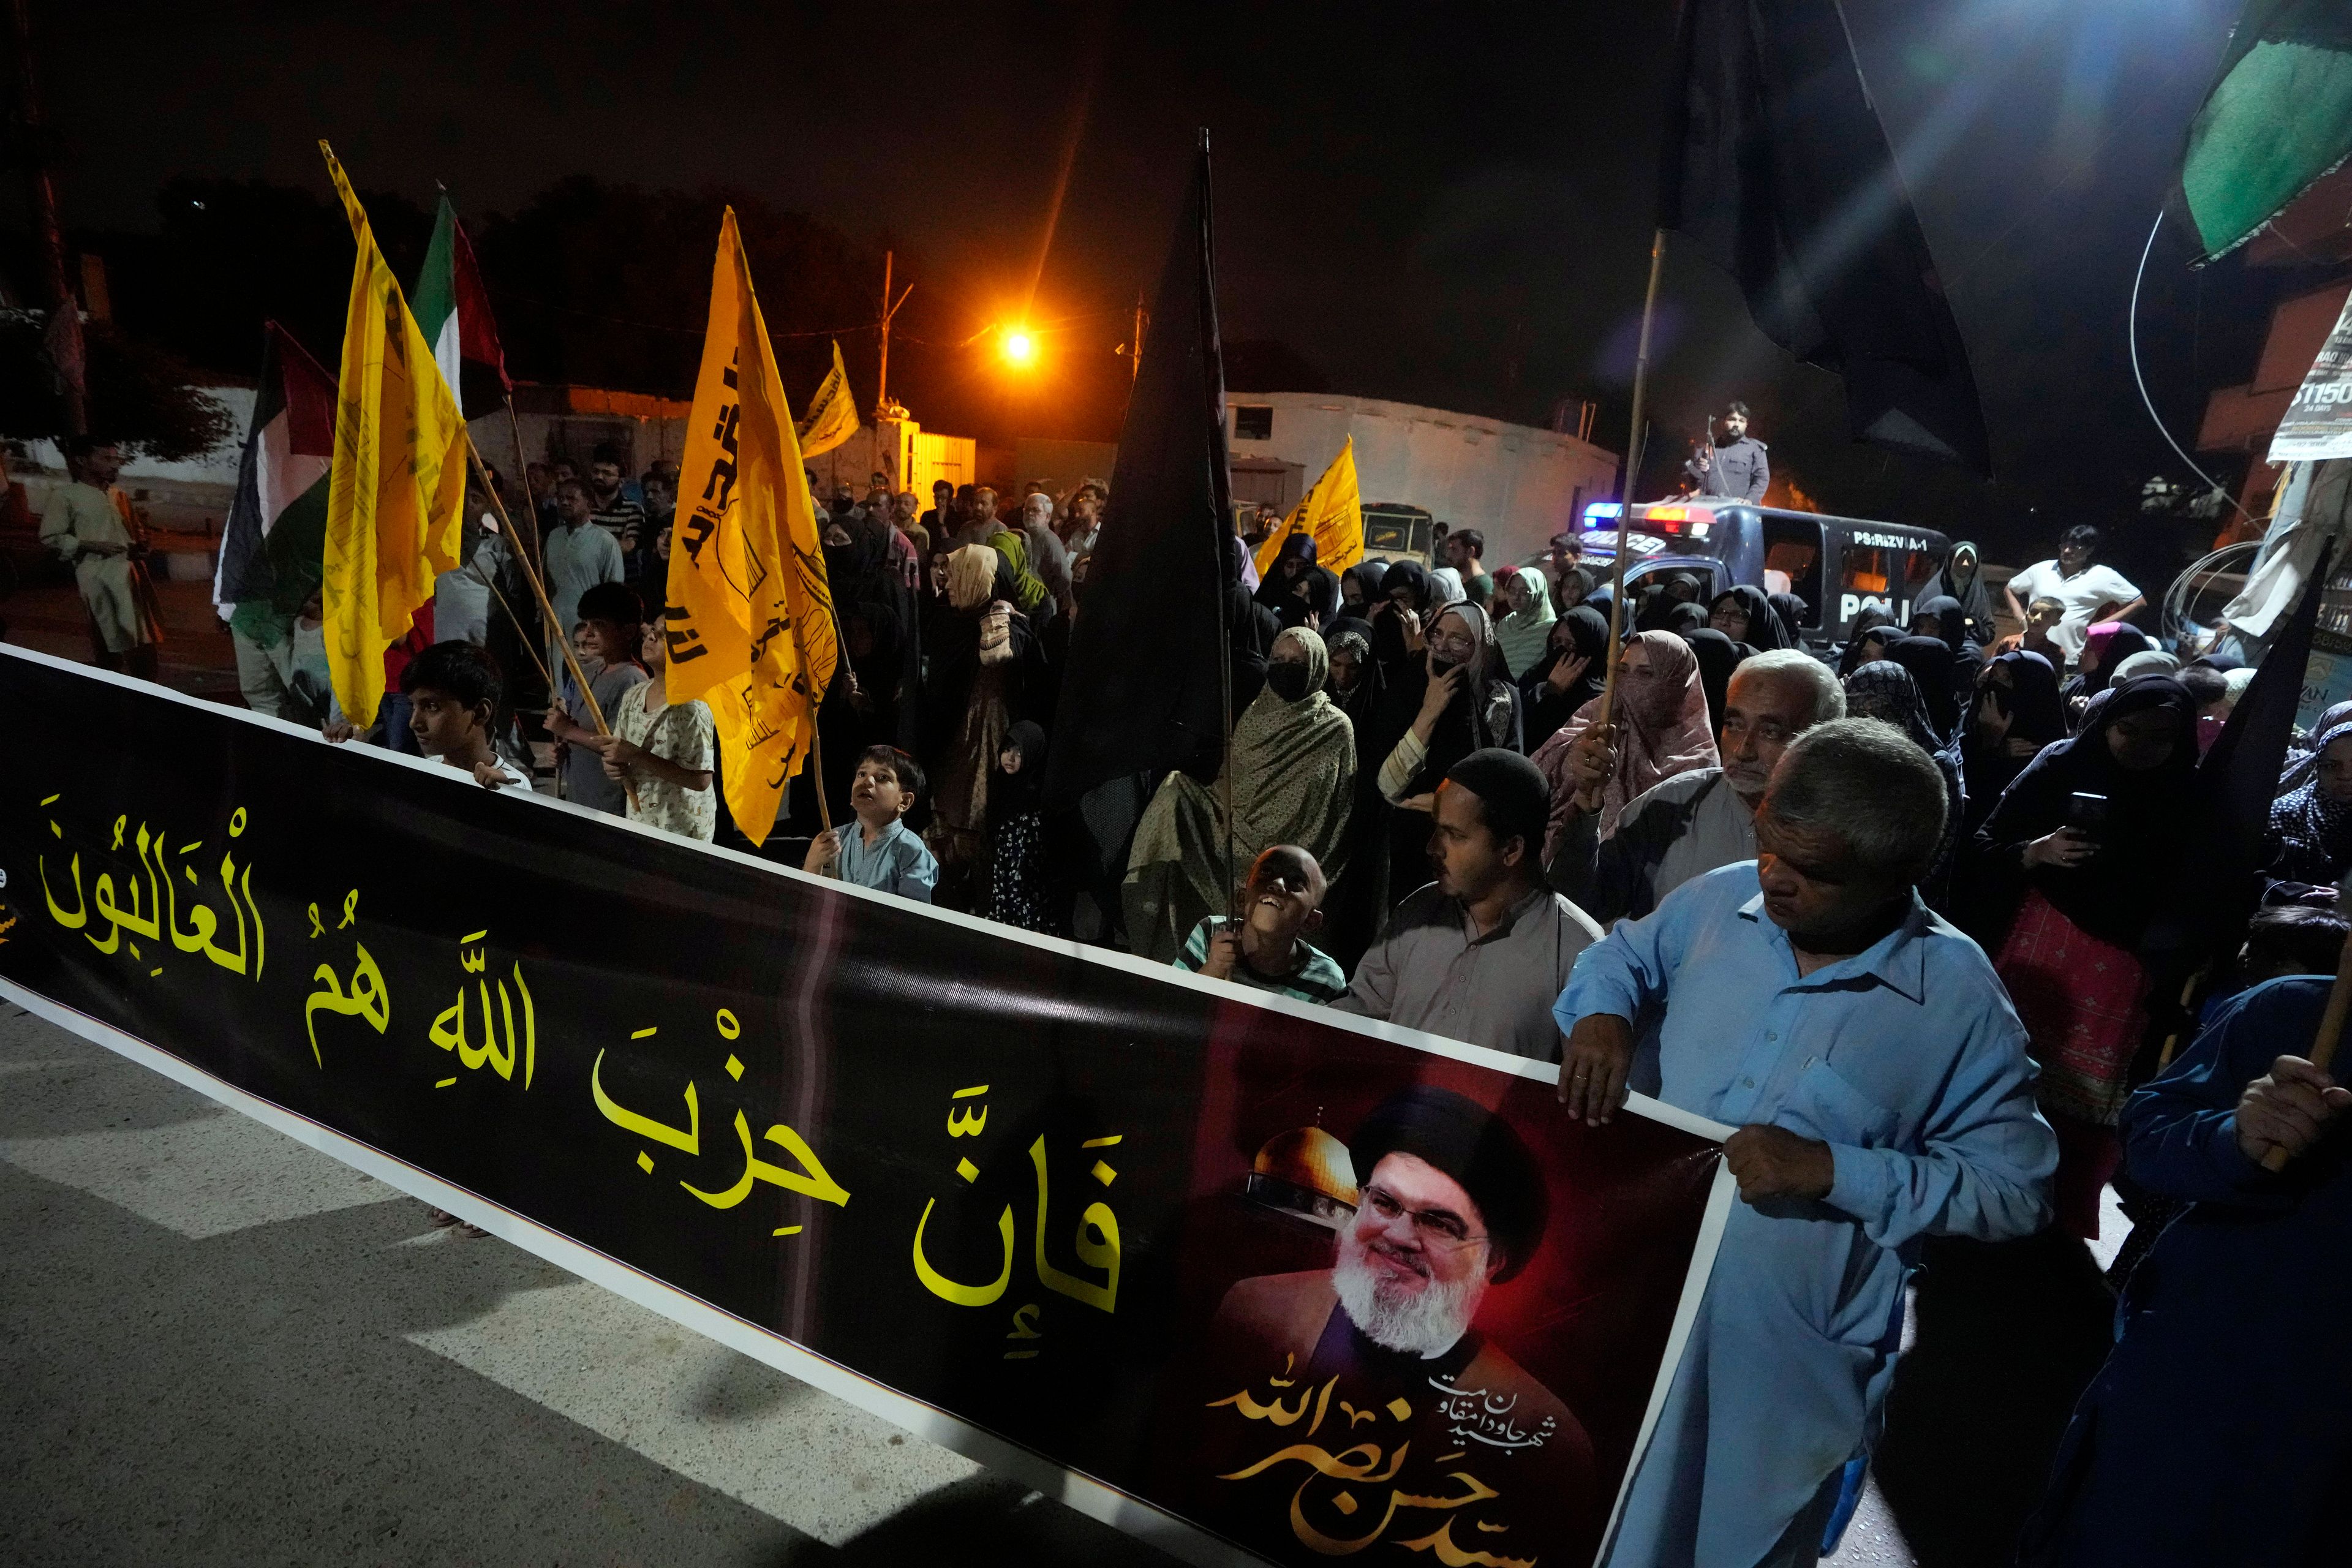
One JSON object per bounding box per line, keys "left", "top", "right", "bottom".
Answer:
{"left": 1121, "top": 627, "right": 1358, "bottom": 963}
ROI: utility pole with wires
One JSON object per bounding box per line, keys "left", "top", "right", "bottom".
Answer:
{"left": 872, "top": 250, "right": 913, "bottom": 420}
{"left": 1123, "top": 290, "right": 1148, "bottom": 384}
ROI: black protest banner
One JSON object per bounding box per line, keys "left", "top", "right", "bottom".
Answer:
{"left": 0, "top": 646, "right": 1730, "bottom": 1568}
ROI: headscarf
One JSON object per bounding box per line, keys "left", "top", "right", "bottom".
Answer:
{"left": 2280, "top": 699, "right": 2352, "bottom": 794}
{"left": 1493, "top": 565, "right": 1558, "bottom": 677}
{"left": 2068, "top": 622, "right": 2152, "bottom": 699}
{"left": 1844, "top": 659, "right": 1966, "bottom": 908}
{"left": 1888, "top": 634, "right": 1961, "bottom": 741}
{"left": 993, "top": 719, "right": 1050, "bottom": 820}
{"left": 1836, "top": 607, "right": 1897, "bottom": 677}
{"left": 1371, "top": 560, "right": 1435, "bottom": 674}
{"left": 1911, "top": 594, "right": 1975, "bottom": 660}
{"left": 1377, "top": 601, "right": 1521, "bottom": 801}
{"left": 1680, "top": 626, "right": 1746, "bottom": 736}
{"left": 2269, "top": 718, "right": 2352, "bottom": 886}
{"left": 1125, "top": 625, "right": 1358, "bottom": 957}
{"left": 2110, "top": 649, "right": 2180, "bottom": 684}
{"left": 1521, "top": 605, "right": 1610, "bottom": 753}
{"left": 1427, "top": 564, "right": 1466, "bottom": 603}
{"left": 1845, "top": 660, "right": 1943, "bottom": 754}
{"left": 1768, "top": 591, "right": 1809, "bottom": 647}
{"left": 1256, "top": 534, "right": 1336, "bottom": 629}
{"left": 1553, "top": 563, "right": 1595, "bottom": 616}
{"left": 1339, "top": 562, "right": 1387, "bottom": 617}
{"left": 1962, "top": 649, "right": 2067, "bottom": 826}
{"left": 1974, "top": 674, "right": 2202, "bottom": 945}
{"left": 1920, "top": 542, "right": 1997, "bottom": 645}
{"left": 945, "top": 544, "right": 1000, "bottom": 611}
{"left": 1713, "top": 583, "right": 1791, "bottom": 652}
{"left": 1534, "top": 628, "right": 1719, "bottom": 845}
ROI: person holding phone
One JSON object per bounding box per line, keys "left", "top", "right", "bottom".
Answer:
{"left": 1971, "top": 674, "right": 2204, "bottom": 1239}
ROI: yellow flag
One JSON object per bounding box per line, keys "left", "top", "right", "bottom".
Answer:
{"left": 1252, "top": 435, "right": 1363, "bottom": 578}
{"left": 317, "top": 143, "right": 467, "bottom": 729}
{"left": 668, "top": 209, "right": 839, "bottom": 846}
{"left": 796, "top": 340, "right": 859, "bottom": 458}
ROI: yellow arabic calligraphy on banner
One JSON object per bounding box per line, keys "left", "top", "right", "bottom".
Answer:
{"left": 589, "top": 1008, "right": 848, "bottom": 1235}
{"left": 39, "top": 794, "right": 267, "bottom": 982}
{"left": 909, "top": 1081, "right": 1125, "bottom": 1357}
{"left": 1253, "top": 435, "right": 1364, "bottom": 578}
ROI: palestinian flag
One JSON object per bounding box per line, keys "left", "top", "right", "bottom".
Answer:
{"left": 2176, "top": 0, "right": 2352, "bottom": 264}
{"left": 414, "top": 194, "right": 511, "bottom": 415}
{"left": 213, "top": 320, "right": 336, "bottom": 641}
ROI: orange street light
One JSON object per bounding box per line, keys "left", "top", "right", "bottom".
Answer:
{"left": 1002, "top": 328, "right": 1036, "bottom": 366}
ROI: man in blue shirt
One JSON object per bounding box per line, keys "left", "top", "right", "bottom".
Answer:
{"left": 1555, "top": 718, "right": 2055, "bottom": 1567}
{"left": 2018, "top": 973, "right": 2351, "bottom": 1568}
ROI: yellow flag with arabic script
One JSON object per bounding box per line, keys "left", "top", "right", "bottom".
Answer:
{"left": 796, "top": 339, "right": 859, "bottom": 459}
{"left": 317, "top": 142, "right": 468, "bottom": 729}
{"left": 1252, "top": 435, "right": 1363, "bottom": 578}
{"left": 668, "top": 209, "right": 839, "bottom": 846}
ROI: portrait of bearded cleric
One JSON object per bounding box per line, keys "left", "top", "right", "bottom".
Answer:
{"left": 1180, "top": 1087, "right": 1599, "bottom": 1565}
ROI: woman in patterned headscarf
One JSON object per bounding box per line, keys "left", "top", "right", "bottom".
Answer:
{"left": 1532, "top": 628, "right": 1719, "bottom": 858}
{"left": 1122, "top": 627, "right": 1358, "bottom": 963}
{"left": 2266, "top": 717, "right": 2352, "bottom": 893}
{"left": 1493, "top": 565, "right": 1558, "bottom": 678}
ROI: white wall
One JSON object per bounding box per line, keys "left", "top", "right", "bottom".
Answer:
{"left": 1226, "top": 391, "right": 1619, "bottom": 567}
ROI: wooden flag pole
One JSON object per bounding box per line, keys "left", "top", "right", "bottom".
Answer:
{"left": 2260, "top": 932, "right": 2352, "bottom": 1172}
{"left": 463, "top": 434, "right": 638, "bottom": 811}
{"left": 1597, "top": 227, "right": 1667, "bottom": 730}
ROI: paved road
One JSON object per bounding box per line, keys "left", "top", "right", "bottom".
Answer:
{"left": 1, "top": 1001, "right": 2117, "bottom": 1566}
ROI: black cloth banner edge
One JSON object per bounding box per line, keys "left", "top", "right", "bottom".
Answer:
{"left": 0, "top": 642, "right": 1736, "bottom": 1568}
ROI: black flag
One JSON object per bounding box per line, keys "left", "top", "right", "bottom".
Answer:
{"left": 2141, "top": 545, "right": 2334, "bottom": 1054}
{"left": 1660, "top": 0, "right": 1993, "bottom": 475}
{"left": 1046, "top": 132, "right": 1233, "bottom": 805}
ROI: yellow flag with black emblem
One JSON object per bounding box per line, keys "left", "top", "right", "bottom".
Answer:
{"left": 1252, "top": 434, "right": 1363, "bottom": 578}
{"left": 796, "top": 339, "right": 859, "bottom": 459}
{"left": 317, "top": 141, "right": 468, "bottom": 728}
{"left": 666, "top": 209, "right": 838, "bottom": 846}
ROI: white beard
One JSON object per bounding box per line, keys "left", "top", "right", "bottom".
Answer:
{"left": 1332, "top": 1235, "right": 1484, "bottom": 1359}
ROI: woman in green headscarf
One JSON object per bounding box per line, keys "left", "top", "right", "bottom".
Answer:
{"left": 1122, "top": 627, "right": 1358, "bottom": 963}
{"left": 1493, "top": 565, "right": 1558, "bottom": 679}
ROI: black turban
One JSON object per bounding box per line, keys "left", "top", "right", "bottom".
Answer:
{"left": 1349, "top": 1086, "right": 1548, "bottom": 1281}
{"left": 1444, "top": 748, "right": 1551, "bottom": 860}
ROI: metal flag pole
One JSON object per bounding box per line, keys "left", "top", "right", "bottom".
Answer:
{"left": 1598, "top": 227, "right": 1668, "bottom": 728}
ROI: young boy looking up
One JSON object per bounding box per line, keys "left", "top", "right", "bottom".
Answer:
{"left": 802, "top": 745, "right": 940, "bottom": 903}
{"left": 401, "top": 641, "right": 527, "bottom": 790}
{"left": 1175, "top": 845, "right": 1348, "bottom": 1005}
{"left": 577, "top": 609, "right": 717, "bottom": 841}
{"left": 545, "top": 581, "right": 648, "bottom": 816}
{"left": 2021, "top": 595, "right": 2066, "bottom": 665}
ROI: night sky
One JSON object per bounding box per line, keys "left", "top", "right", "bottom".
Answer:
{"left": 25, "top": 0, "right": 2276, "bottom": 564}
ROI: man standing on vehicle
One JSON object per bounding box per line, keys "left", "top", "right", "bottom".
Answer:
{"left": 1999, "top": 523, "right": 2144, "bottom": 669}
{"left": 1685, "top": 401, "right": 1770, "bottom": 503}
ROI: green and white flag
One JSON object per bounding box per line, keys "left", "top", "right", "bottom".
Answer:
{"left": 2176, "top": 1, "right": 2352, "bottom": 265}
{"left": 413, "top": 194, "right": 511, "bottom": 416}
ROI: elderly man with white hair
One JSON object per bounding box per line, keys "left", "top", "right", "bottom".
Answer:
{"left": 1549, "top": 649, "right": 1846, "bottom": 925}
{"left": 1555, "top": 719, "right": 2056, "bottom": 1568}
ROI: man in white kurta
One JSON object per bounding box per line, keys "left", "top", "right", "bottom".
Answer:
{"left": 39, "top": 439, "right": 158, "bottom": 678}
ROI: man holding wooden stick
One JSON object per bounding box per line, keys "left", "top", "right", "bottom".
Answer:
{"left": 2019, "top": 970, "right": 2351, "bottom": 1567}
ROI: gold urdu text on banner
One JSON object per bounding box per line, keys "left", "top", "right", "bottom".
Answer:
{"left": 666, "top": 208, "right": 839, "bottom": 846}
{"left": 317, "top": 143, "right": 467, "bottom": 729}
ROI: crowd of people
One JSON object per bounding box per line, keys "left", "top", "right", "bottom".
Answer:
{"left": 35, "top": 424, "right": 2350, "bottom": 1566}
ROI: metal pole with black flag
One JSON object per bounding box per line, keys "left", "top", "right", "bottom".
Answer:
{"left": 1044, "top": 129, "right": 1234, "bottom": 937}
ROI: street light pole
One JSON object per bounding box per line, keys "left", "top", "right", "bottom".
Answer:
{"left": 872, "top": 250, "right": 913, "bottom": 420}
